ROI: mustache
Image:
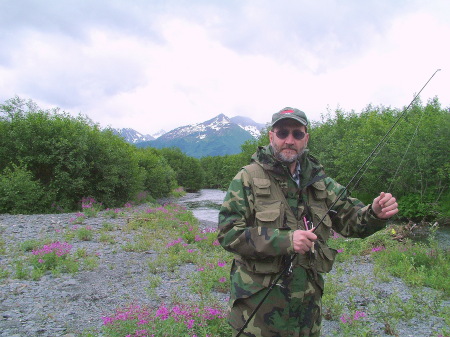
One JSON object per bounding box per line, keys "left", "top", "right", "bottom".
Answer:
{"left": 282, "top": 145, "right": 297, "bottom": 151}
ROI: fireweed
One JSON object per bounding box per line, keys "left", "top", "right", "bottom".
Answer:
{"left": 70, "top": 212, "right": 86, "bottom": 224}
{"left": 104, "top": 208, "right": 123, "bottom": 219}
{"left": 189, "top": 259, "right": 229, "bottom": 299}
{"left": 339, "top": 310, "right": 371, "bottom": 336}
{"left": 75, "top": 225, "right": 94, "bottom": 241}
{"left": 81, "top": 197, "right": 103, "bottom": 217}
{"left": 30, "top": 241, "right": 78, "bottom": 277}
{"left": 108, "top": 204, "right": 233, "bottom": 335}
{"left": 99, "top": 205, "right": 449, "bottom": 336}
{"left": 101, "top": 303, "right": 232, "bottom": 337}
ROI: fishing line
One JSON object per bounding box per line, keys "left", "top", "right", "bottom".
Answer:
{"left": 235, "top": 68, "right": 441, "bottom": 337}
{"left": 312, "top": 68, "right": 441, "bottom": 233}
{"left": 387, "top": 108, "right": 424, "bottom": 192}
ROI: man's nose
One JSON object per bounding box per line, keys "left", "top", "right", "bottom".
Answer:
{"left": 284, "top": 132, "right": 296, "bottom": 143}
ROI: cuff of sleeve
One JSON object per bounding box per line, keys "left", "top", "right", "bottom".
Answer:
{"left": 368, "top": 204, "right": 388, "bottom": 222}
{"left": 287, "top": 230, "right": 295, "bottom": 254}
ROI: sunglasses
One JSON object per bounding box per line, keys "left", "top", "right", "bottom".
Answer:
{"left": 274, "top": 129, "right": 306, "bottom": 140}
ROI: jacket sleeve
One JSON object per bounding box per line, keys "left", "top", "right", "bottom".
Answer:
{"left": 324, "top": 177, "right": 388, "bottom": 238}
{"left": 217, "top": 168, "right": 295, "bottom": 259}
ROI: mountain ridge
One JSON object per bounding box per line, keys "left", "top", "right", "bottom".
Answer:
{"left": 126, "top": 114, "right": 266, "bottom": 158}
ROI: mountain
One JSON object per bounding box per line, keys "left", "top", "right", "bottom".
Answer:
{"left": 230, "top": 116, "right": 266, "bottom": 138}
{"left": 136, "top": 114, "right": 264, "bottom": 158}
{"left": 151, "top": 129, "right": 167, "bottom": 139}
{"left": 111, "top": 128, "right": 155, "bottom": 144}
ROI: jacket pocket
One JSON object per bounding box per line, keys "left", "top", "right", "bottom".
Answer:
{"left": 310, "top": 180, "right": 332, "bottom": 237}
{"left": 314, "top": 242, "right": 338, "bottom": 273}
{"left": 254, "top": 200, "right": 284, "bottom": 228}
{"left": 253, "top": 177, "right": 271, "bottom": 196}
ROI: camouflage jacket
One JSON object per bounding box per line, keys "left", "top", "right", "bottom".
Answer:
{"left": 218, "top": 145, "right": 387, "bottom": 298}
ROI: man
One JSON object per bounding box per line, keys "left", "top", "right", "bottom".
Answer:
{"left": 217, "top": 107, "right": 398, "bottom": 337}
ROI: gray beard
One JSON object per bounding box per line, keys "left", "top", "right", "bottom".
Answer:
{"left": 271, "top": 145, "right": 305, "bottom": 164}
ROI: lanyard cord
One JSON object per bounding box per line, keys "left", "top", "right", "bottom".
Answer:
{"left": 235, "top": 68, "right": 441, "bottom": 337}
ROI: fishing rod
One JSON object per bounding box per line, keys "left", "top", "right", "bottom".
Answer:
{"left": 235, "top": 68, "right": 441, "bottom": 337}
{"left": 312, "top": 68, "right": 440, "bottom": 233}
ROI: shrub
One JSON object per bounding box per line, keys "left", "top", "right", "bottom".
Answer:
{"left": 0, "top": 164, "right": 50, "bottom": 214}
{"left": 0, "top": 97, "right": 145, "bottom": 212}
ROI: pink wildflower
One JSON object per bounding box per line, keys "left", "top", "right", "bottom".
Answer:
{"left": 353, "top": 311, "right": 367, "bottom": 320}
{"left": 155, "top": 306, "right": 169, "bottom": 320}
{"left": 185, "top": 319, "right": 195, "bottom": 329}
{"left": 371, "top": 246, "right": 385, "bottom": 252}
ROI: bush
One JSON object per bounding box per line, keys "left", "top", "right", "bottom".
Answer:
{"left": 160, "top": 147, "right": 205, "bottom": 192}
{"left": 398, "top": 193, "right": 441, "bottom": 221}
{"left": 135, "top": 148, "right": 177, "bottom": 198}
{"left": 0, "top": 97, "right": 145, "bottom": 212}
{"left": 0, "top": 165, "right": 50, "bottom": 214}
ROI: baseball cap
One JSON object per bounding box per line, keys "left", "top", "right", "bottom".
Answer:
{"left": 271, "top": 107, "right": 308, "bottom": 127}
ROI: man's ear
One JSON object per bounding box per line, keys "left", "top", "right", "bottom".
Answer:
{"left": 269, "top": 130, "right": 274, "bottom": 143}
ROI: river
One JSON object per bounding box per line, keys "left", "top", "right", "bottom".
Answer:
{"left": 176, "top": 189, "right": 450, "bottom": 248}
{"left": 176, "top": 188, "right": 226, "bottom": 225}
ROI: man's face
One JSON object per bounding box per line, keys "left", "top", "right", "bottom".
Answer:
{"left": 269, "top": 120, "right": 309, "bottom": 164}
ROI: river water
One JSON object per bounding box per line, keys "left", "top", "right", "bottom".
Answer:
{"left": 177, "top": 189, "right": 226, "bottom": 225}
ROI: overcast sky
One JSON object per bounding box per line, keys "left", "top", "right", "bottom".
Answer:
{"left": 0, "top": 0, "right": 448, "bottom": 135}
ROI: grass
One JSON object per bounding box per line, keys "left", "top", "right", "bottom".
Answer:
{"left": 324, "top": 224, "right": 449, "bottom": 336}
{"left": 101, "top": 207, "right": 449, "bottom": 337}
{"left": 1, "top": 200, "right": 449, "bottom": 337}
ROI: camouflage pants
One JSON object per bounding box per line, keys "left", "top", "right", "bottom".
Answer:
{"left": 229, "top": 267, "right": 322, "bottom": 337}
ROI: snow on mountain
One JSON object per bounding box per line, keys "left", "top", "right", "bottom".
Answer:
{"left": 111, "top": 128, "right": 154, "bottom": 144}
{"left": 151, "top": 129, "right": 167, "bottom": 139}
{"left": 159, "top": 113, "right": 263, "bottom": 141}
{"left": 230, "top": 116, "right": 266, "bottom": 138}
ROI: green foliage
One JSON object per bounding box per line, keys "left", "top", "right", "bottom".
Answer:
{"left": 0, "top": 164, "right": 50, "bottom": 214}
{"left": 308, "top": 98, "right": 449, "bottom": 220}
{"left": 329, "top": 227, "right": 450, "bottom": 295}
{"left": 0, "top": 97, "right": 145, "bottom": 212}
{"left": 1, "top": 95, "right": 448, "bottom": 220}
{"left": 135, "top": 147, "right": 177, "bottom": 198}
{"left": 159, "top": 147, "right": 205, "bottom": 191}
{"left": 200, "top": 130, "right": 269, "bottom": 189}
{"left": 398, "top": 193, "right": 441, "bottom": 220}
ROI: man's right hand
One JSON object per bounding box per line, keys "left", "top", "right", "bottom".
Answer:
{"left": 293, "top": 229, "right": 317, "bottom": 254}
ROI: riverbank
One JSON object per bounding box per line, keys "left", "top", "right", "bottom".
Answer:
{"left": 0, "top": 203, "right": 448, "bottom": 336}
{"left": 0, "top": 203, "right": 233, "bottom": 337}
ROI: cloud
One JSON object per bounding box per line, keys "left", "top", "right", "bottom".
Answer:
{"left": 0, "top": 0, "right": 448, "bottom": 135}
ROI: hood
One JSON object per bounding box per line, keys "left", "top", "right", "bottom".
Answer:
{"left": 251, "top": 145, "right": 325, "bottom": 188}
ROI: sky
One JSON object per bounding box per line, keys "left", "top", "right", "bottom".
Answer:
{"left": 0, "top": 0, "right": 448, "bottom": 135}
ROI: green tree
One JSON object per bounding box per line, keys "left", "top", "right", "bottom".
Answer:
{"left": 308, "top": 98, "right": 449, "bottom": 220}
{"left": 135, "top": 147, "right": 177, "bottom": 198}
{"left": 159, "top": 147, "right": 205, "bottom": 192}
{"left": 0, "top": 164, "right": 50, "bottom": 214}
{"left": 0, "top": 97, "right": 144, "bottom": 212}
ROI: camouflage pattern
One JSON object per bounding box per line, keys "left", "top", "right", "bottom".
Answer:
{"left": 218, "top": 145, "right": 388, "bottom": 336}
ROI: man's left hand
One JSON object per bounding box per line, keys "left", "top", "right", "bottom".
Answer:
{"left": 372, "top": 192, "right": 398, "bottom": 219}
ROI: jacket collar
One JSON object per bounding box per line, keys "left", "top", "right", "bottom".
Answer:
{"left": 251, "top": 145, "right": 325, "bottom": 189}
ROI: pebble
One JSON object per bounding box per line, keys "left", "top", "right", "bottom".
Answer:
{"left": 0, "top": 205, "right": 225, "bottom": 336}
{"left": 0, "top": 205, "right": 448, "bottom": 336}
